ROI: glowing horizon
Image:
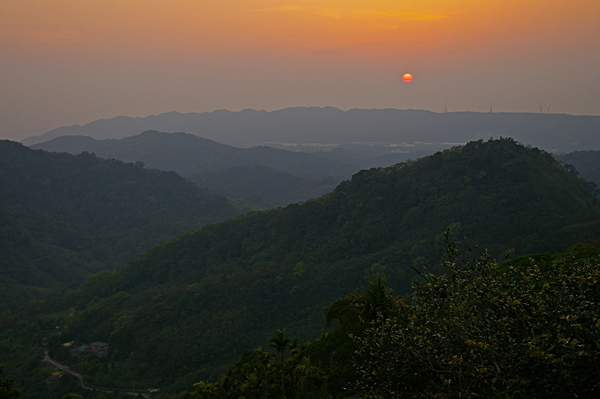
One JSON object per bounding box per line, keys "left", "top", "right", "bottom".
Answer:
{"left": 1, "top": 0, "right": 599, "bottom": 140}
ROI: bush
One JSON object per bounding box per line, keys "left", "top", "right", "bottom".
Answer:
{"left": 354, "top": 242, "right": 600, "bottom": 398}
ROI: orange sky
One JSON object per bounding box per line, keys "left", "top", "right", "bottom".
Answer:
{"left": 1, "top": 0, "right": 599, "bottom": 140}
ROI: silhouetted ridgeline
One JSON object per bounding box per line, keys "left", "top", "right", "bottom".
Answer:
{"left": 31, "top": 131, "right": 360, "bottom": 208}
{"left": 23, "top": 107, "right": 600, "bottom": 153}
{"left": 31, "top": 130, "right": 357, "bottom": 179}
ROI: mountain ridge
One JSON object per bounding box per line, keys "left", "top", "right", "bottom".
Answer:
{"left": 0, "top": 140, "right": 246, "bottom": 310}
{"left": 31, "top": 131, "right": 360, "bottom": 207}
{"left": 45, "top": 138, "right": 600, "bottom": 392}
{"left": 22, "top": 107, "right": 600, "bottom": 153}
{"left": 31, "top": 130, "right": 357, "bottom": 179}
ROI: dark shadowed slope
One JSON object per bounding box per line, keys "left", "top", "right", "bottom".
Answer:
{"left": 31, "top": 130, "right": 357, "bottom": 179}
{"left": 0, "top": 140, "right": 245, "bottom": 310}
{"left": 32, "top": 131, "right": 357, "bottom": 207}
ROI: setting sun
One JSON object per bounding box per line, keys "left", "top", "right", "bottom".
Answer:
{"left": 0, "top": 0, "right": 598, "bottom": 140}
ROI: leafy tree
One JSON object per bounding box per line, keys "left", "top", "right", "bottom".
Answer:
{"left": 0, "top": 365, "right": 20, "bottom": 399}
{"left": 297, "top": 275, "right": 400, "bottom": 397}
{"left": 268, "top": 329, "right": 291, "bottom": 364}
{"left": 353, "top": 243, "right": 600, "bottom": 398}
{"left": 362, "top": 274, "right": 396, "bottom": 320}
{"left": 293, "top": 356, "right": 324, "bottom": 395}
{"left": 269, "top": 329, "right": 291, "bottom": 397}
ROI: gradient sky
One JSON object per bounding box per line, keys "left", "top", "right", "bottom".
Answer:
{"left": 2, "top": 0, "right": 599, "bottom": 141}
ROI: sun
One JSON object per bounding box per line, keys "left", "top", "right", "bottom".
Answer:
{"left": 402, "top": 73, "right": 413, "bottom": 82}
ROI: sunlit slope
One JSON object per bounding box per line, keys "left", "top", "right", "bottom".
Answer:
{"left": 0, "top": 140, "right": 244, "bottom": 310}
{"left": 60, "top": 138, "right": 600, "bottom": 389}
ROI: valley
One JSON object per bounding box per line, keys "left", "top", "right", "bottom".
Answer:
{"left": 2, "top": 136, "right": 599, "bottom": 398}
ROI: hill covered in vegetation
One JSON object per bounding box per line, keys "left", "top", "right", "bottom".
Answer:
{"left": 183, "top": 243, "right": 600, "bottom": 399}
{"left": 0, "top": 140, "right": 245, "bottom": 310}
{"left": 21, "top": 138, "right": 600, "bottom": 395}
{"left": 31, "top": 131, "right": 356, "bottom": 179}
{"left": 31, "top": 131, "right": 356, "bottom": 207}
{"left": 557, "top": 150, "right": 600, "bottom": 188}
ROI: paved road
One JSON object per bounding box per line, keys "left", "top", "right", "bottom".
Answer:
{"left": 43, "top": 350, "right": 151, "bottom": 398}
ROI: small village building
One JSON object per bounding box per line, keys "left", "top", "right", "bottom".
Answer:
{"left": 49, "top": 371, "right": 62, "bottom": 380}
{"left": 69, "top": 341, "right": 110, "bottom": 357}
{"left": 89, "top": 342, "right": 109, "bottom": 352}
{"left": 70, "top": 344, "right": 90, "bottom": 357}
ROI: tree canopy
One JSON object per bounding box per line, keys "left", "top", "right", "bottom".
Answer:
{"left": 354, "top": 241, "right": 600, "bottom": 398}
{"left": 0, "top": 140, "right": 244, "bottom": 310}
{"left": 0, "top": 365, "right": 20, "bottom": 399}
{"left": 183, "top": 241, "right": 600, "bottom": 398}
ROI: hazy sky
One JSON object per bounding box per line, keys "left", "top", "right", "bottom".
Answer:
{"left": 2, "top": 0, "right": 599, "bottom": 141}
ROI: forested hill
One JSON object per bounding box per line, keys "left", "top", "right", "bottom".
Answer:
{"left": 0, "top": 140, "right": 245, "bottom": 310}
{"left": 31, "top": 131, "right": 356, "bottom": 207}
{"left": 30, "top": 130, "right": 357, "bottom": 179}
{"left": 53, "top": 138, "right": 600, "bottom": 392}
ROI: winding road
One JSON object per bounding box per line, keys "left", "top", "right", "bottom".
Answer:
{"left": 43, "top": 350, "right": 151, "bottom": 398}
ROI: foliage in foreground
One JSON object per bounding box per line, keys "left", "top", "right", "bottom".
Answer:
{"left": 354, "top": 241, "right": 600, "bottom": 398}
{"left": 182, "top": 241, "right": 600, "bottom": 399}
{"left": 179, "top": 276, "right": 395, "bottom": 399}
{"left": 0, "top": 365, "right": 20, "bottom": 399}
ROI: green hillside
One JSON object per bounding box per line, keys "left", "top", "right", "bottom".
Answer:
{"left": 29, "top": 138, "right": 600, "bottom": 394}
{"left": 184, "top": 244, "right": 600, "bottom": 399}
{"left": 4, "top": 138, "right": 600, "bottom": 398}
{"left": 0, "top": 140, "right": 245, "bottom": 310}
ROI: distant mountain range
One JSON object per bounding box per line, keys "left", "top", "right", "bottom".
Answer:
{"left": 556, "top": 150, "right": 600, "bottom": 188}
{"left": 30, "top": 110, "right": 600, "bottom": 208}
{"left": 22, "top": 107, "right": 600, "bottom": 154}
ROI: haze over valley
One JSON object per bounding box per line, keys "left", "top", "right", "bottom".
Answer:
{"left": 1, "top": 0, "right": 600, "bottom": 398}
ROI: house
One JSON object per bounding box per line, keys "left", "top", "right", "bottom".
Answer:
{"left": 69, "top": 341, "right": 110, "bottom": 357}
{"left": 89, "top": 342, "right": 109, "bottom": 352}
{"left": 49, "top": 371, "right": 62, "bottom": 380}
{"left": 69, "top": 344, "right": 90, "bottom": 357}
